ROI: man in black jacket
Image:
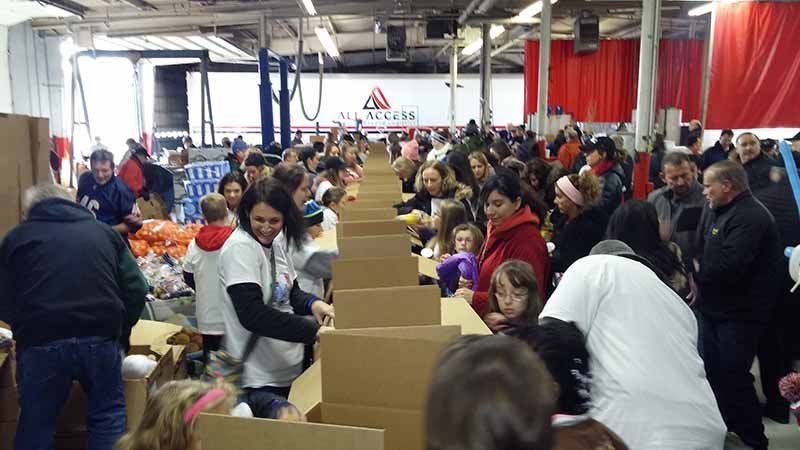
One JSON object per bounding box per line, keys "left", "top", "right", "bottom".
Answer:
{"left": 695, "top": 161, "right": 782, "bottom": 450}
{"left": 0, "top": 184, "right": 148, "bottom": 450}
{"left": 701, "top": 129, "right": 735, "bottom": 170}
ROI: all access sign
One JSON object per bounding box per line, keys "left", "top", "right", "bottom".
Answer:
{"left": 337, "top": 86, "right": 419, "bottom": 128}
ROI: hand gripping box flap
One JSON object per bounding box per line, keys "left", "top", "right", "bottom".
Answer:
{"left": 196, "top": 413, "right": 384, "bottom": 450}
{"left": 320, "top": 325, "right": 460, "bottom": 411}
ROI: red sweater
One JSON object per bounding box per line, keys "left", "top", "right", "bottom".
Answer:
{"left": 118, "top": 157, "right": 145, "bottom": 198}
{"left": 472, "top": 206, "right": 550, "bottom": 317}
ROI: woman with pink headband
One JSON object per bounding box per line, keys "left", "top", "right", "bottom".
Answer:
{"left": 549, "top": 171, "right": 608, "bottom": 289}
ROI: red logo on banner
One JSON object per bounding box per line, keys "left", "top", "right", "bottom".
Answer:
{"left": 363, "top": 87, "right": 392, "bottom": 110}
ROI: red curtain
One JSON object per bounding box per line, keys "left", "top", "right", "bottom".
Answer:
{"left": 707, "top": 2, "right": 800, "bottom": 128}
{"left": 656, "top": 40, "right": 704, "bottom": 122}
{"left": 524, "top": 40, "right": 639, "bottom": 122}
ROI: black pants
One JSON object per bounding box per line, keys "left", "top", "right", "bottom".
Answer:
{"left": 697, "top": 313, "right": 767, "bottom": 450}
{"left": 757, "top": 288, "right": 794, "bottom": 411}
{"left": 201, "top": 334, "right": 223, "bottom": 366}
{"left": 240, "top": 385, "right": 291, "bottom": 418}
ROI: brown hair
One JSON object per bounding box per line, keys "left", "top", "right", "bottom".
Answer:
{"left": 115, "top": 380, "right": 236, "bottom": 450}
{"left": 414, "top": 160, "right": 460, "bottom": 195}
{"left": 425, "top": 334, "right": 556, "bottom": 450}
{"left": 392, "top": 157, "right": 417, "bottom": 179}
{"left": 321, "top": 186, "right": 347, "bottom": 207}
{"left": 430, "top": 200, "right": 468, "bottom": 256}
{"left": 199, "top": 193, "right": 229, "bottom": 223}
{"left": 563, "top": 171, "right": 601, "bottom": 209}
{"left": 451, "top": 223, "right": 484, "bottom": 254}
{"left": 488, "top": 260, "right": 542, "bottom": 325}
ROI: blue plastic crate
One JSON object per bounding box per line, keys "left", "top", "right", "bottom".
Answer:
{"left": 184, "top": 161, "right": 230, "bottom": 181}
{"left": 182, "top": 197, "right": 200, "bottom": 217}
{"left": 184, "top": 180, "right": 218, "bottom": 198}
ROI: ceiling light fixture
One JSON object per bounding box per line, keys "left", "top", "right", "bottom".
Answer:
{"left": 688, "top": 2, "right": 715, "bottom": 16}
{"left": 315, "top": 26, "right": 339, "bottom": 58}
{"left": 300, "top": 0, "right": 317, "bottom": 16}
{"left": 516, "top": 0, "right": 559, "bottom": 20}
{"left": 461, "top": 24, "right": 506, "bottom": 56}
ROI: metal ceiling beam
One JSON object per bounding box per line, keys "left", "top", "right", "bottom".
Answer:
{"left": 37, "top": 0, "right": 88, "bottom": 18}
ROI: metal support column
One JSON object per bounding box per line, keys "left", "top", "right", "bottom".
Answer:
{"left": 634, "top": 0, "right": 662, "bottom": 152}
{"left": 699, "top": 8, "right": 716, "bottom": 136}
{"left": 259, "top": 48, "right": 275, "bottom": 148}
{"left": 449, "top": 37, "right": 458, "bottom": 134}
{"left": 536, "top": 0, "right": 552, "bottom": 139}
{"left": 133, "top": 60, "right": 144, "bottom": 142}
{"left": 479, "top": 24, "right": 492, "bottom": 131}
{"left": 201, "top": 53, "right": 217, "bottom": 146}
{"left": 279, "top": 57, "right": 291, "bottom": 150}
{"left": 68, "top": 55, "right": 92, "bottom": 188}
{"left": 200, "top": 57, "right": 207, "bottom": 147}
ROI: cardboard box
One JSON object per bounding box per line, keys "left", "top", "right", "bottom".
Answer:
{"left": 332, "top": 256, "right": 418, "bottom": 290}
{"left": 314, "top": 229, "right": 338, "bottom": 251}
{"left": 340, "top": 208, "right": 397, "bottom": 222}
{"left": 367, "top": 141, "right": 388, "bottom": 155}
{"left": 196, "top": 413, "right": 385, "bottom": 450}
{"left": 288, "top": 360, "right": 322, "bottom": 418}
{"left": 346, "top": 199, "right": 397, "bottom": 210}
{"left": 320, "top": 403, "right": 419, "bottom": 450}
{"left": 124, "top": 347, "right": 175, "bottom": 430}
{"left": 440, "top": 298, "right": 492, "bottom": 335}
{"left": 355, "top": 192, "right": 401, "bottom": 203}
{"left": 0, "top": 421, "right": 16, "bottom": 450}
{"left": 0, "top": 386, "right": 17, "bottom": 422}
{"left": 0, "top": 350, "right": 15, "bottom": 388}
{"left": 334, "top": 286, "right": 441, "bottom": 330}
{"left": 310, "top": 135, "right": 326, "bottom": 144}
{"left": 336, "top": 220, "right": 406, "bottom": 238}
{"left": 417, "top": 256, "right": 439, "bottom": 280}
{"left": 336, "top": 235, "right": 409, "bottom": 259}
{"left": 129, "top": 320, "right": 183, "bottom": 354}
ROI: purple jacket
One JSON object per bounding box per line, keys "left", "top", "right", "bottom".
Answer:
{"left": 436, "top": 252, "right": 480, "bottom": 294}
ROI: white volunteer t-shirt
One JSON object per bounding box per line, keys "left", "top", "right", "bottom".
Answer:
{"left": 183, "top": 240, "right": 225, "bottom": 335}
{"left": 315, "top": 180, "right": 334, "bottom": 203}
{"left": 540, "top": 255, "right": 726, "bottom": 450}
{"left": 291, "top": 236, "right": 325, "bottom": 299}
{"left": 218, "top": 228, "right": 304, "bottom": 388}
{"left": 322, "top": 207, "right": 338, "bottom": 231}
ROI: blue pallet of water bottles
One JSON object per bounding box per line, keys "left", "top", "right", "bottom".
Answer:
{"left": 184, "top": 161, "right": 230, "bottom": 182}
{"left": 184, "top": 180, "right": 218, "bottom": 198}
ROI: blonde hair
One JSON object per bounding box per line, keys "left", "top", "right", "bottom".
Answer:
{"left": 451, "top": 223, "right": 484, "bottom": 254}
{"left": 563, "top": 171, "right": 601, "bottom": 209}
{"left": 392, "top": 157, "right": 416, "bottom": 179}
{"left": 429, "top": 200, "right": 467, "bottom": 256}
{"left": 414, "top": 160, "right": 460, "bottom": 195}
{"left": 468, "top": 152, "right": 494, "bottom": 183}
{"left": 115, "top": 380, "right": 236, "bottom": 450}
{"left": 200, "top": 193, "right": 229, "bottom": 223}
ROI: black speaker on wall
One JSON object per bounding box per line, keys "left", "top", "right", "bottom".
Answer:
{"left": 574, "top": 11, "right": 599, "bottom": 54}
{"left": 386, "top": 25, "right": 407, "bottom": 62}
{"left": 426, "top": 19, "right": 456, "bottom": 40}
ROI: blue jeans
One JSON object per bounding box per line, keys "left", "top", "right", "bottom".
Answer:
{"left": 15, "top": 336, "right": 126, "bottom": 450}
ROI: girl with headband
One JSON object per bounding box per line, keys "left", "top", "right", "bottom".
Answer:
{"left": 549, "top": 171, "right": 607, "bottom": 290}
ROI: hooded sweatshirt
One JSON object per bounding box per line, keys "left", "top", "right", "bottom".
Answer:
{"left": 472, "top": 206, "right": 550, "bottom": 317}
{"left": 0, "top": 198, "right": 147, "bottom": 351}
{"left": 183, "top": 225, "right": 234, "bottom": 334}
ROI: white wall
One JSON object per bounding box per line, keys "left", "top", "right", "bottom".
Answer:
{"left": 187, "top": 72, "right": 525, "bottom": 140}
{"left": 0, "top": 26, "right": 11, "bottom": 113}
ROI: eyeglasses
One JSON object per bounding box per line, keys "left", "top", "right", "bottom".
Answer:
{"left": 495, "top": 291, "right": 528, "bottom": 304}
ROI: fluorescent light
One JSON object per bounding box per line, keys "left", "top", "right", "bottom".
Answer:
{"left": 315, "top": 26, "right": 339, "bottom": 58}
{"left": 516, "top": 0, "right": 559, "bottom": 20}
{"left": 688, "top": 2, "right": 715, "bottom": 16}
{"left": 301, "top": 0, "right": 317, "bottom": 16}
{"left": 461, "top": 25, "right": 506, "bottom": 56}
{"left": 209, "top": 36, "right": 253, "bottom": 59}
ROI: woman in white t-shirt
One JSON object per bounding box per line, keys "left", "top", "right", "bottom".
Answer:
{"left": 218, "top": 177, "right": 334, "bottom": 408}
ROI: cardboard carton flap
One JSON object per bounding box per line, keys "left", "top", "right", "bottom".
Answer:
{"left": 289, "top": 360, "right": 322, "bottom": 415}
{"left": 334, "top": 286, "right": 441, "bottom": 329}
{"left": 440, "top": 298, "right": 492, "bottom": 335}
{"left": 130, "top": 320, "right": 183, "bottom": 350}
{"left": 332, "top": 256, "right": 418, "bottom": 291}
{"left": 321, "top": 403, "right": 422, "bottom": 450}
{"left": 336, "top": 235, "right": 410, "bottom": 259}
{"left": 196, "top": 413, "right": 385, "bottom": 450}
{"left": 321, "top": 326, "right": 460, "bottom": 410}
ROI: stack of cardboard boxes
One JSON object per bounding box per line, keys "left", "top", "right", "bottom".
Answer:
{"left": 0, "top": 113, "right": 53, "bottom": 239}
{"left": 0, "top": 322, "right": 17, "bottom": 450}
{"left": 195, "top": 154, "right": 491, "bottom": 450}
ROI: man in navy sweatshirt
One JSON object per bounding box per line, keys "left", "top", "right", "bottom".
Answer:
{"left": 0, "top": 184, "right": 148, "bottom": 450}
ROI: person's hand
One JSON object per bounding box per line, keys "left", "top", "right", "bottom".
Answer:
{"left": 454, "top": 288, "right": 474, "bottom": 304}
{"left": 483, "top": 312, "right": 509, "bottom": 332}
{"left": 687, "top": 275, "right": 699, "bottom": 307}
{"left": 457, "top": 276, "right": 472, "bottom": 290}
{"left": 311, "top": 300, "right": 335, "bottom": 325}
{"left": 439, "top": 253, "right": 452, "bottom": 262}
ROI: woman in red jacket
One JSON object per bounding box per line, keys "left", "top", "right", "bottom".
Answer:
{"left": 455, "top": 169, "right": 550, "bottom": 318}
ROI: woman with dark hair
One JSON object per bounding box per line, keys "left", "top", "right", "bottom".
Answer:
{"left": 312, "top": 157, "right": 349, "bottom": 203}
{"left": 447, "top": 151, "right": 486, "bottom": 229}
{"left": 581, "top": 136, "right": 626, "bottom": 216}
{"left": 649, "top": 133, "right": 667, "bottom": 190}
{"left": 526, "top": 158, "right": 556, "bottom": 208}
{"left": 298, "top": 146, "right": 321, "bottom": 187}
{"left": 455, "top": 169, "right": 550, "bottom": 318}
{"left": 489, "top": 139, "right": 513, "bottom": 166}
{"left": 605, "top": 200, "right": 689, "bottom": 298}
{"left": 218, "top": 171, "right": 248, "bottom": 226}
{"left": 425, "top": 334, "right": 557, "bottom": 450}
{"left": 218, "top": 178, "right": 334, "bottom": 407}
{"left": 272, "top": 163, "right": 311, "bottom": 210}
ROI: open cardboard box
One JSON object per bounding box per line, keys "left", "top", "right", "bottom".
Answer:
{"left": 336, "top": 235, "right": 410, "bottom": 259}
{"left": 340, "top": 208, "right": 398, "bottom": 222}
{"left": 355, "top": 192, "right": 401, "bottom": 202}
{"left": 332, "top": 256, "right": 418, "bottom": 290}
{"left": 334, "top": 286, "right": 441, "bottom": 330}
{"left": 346, "top": 199, "right": 397, "bottom": 210}
{"left": 367, "top": 141, "right": 388, "bottom": 155}
{"left": 336, "top": 220, "right": 406, "bottom": 238}
{"left": 197, "top": 413, "right": 384, "bottom": 450}
{"left": 291, "top": 325, "right": 461, "bottom": 450}
{"left": 440, "top": 298, "right": 491, "bottom": 335}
